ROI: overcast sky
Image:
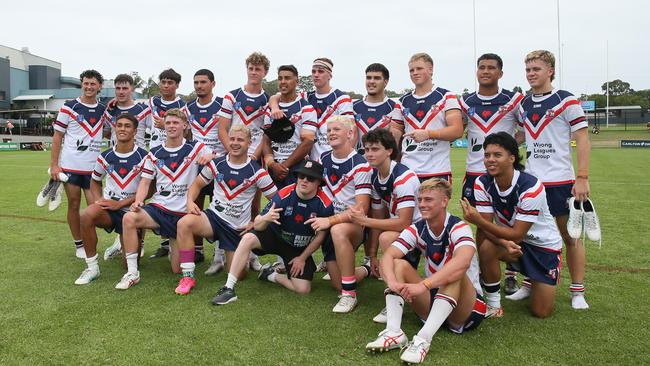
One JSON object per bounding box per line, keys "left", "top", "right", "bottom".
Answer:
{"left": 3, "top": 0, "right": 648, "bottom": 97}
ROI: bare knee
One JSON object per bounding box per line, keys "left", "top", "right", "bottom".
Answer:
{"left": 531, "top": 305, "right": 554, "bottom": 319}
{"left": 330, "top": 224, "right": 348, "bottom": 244}
{"left": 123, "top": 212, "right": 137, "bottom": 229}
{"left": 393, "top": 259, "right": 413, "bottom": 281}
{"left": 379, "top": 231, "right": 399, "bottom": 251}
{"left": 294, "top": 285, "right": 311, "bottom": 295}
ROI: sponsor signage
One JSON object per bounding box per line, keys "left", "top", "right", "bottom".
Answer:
{"left": 621, "top": 140, "right": 650, "bottom": 148}
{"left": 0, "top": 142, "right": 19, "bottom": 151}
{"left": 581, "top": 101, "right": 596, "bottom": 112}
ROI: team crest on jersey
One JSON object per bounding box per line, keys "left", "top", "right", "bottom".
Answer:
{"left": 290, "top": 113, "right": 301, "bottom": 124}
{"left": 468, "top": 107, "right": 475, "bottom": 116}
{"left": 77, "top": 114, "right": 84, "bottom": 122}
{"left": 284, "top": 206, "right": 293, "bottom": 216}
{"left": 545, "top": 109, "right": 556, "bottom": 118}
{"left": 234, "top": 102, "right": 242, "bottom": 110}
{"left": 189, "top": 114, "right": 195, "bottom": 122}
{"left": 339, "top": 174, "right": 350, "bottom": 186}
{"left": 216, "top": 173, "right": 224, "bottom": 182}
{"left": 402, "top": 107, "right": 410, "bottom": 116}
{"left": 156, "top": 159, "right": 165, "bottom": 169}
{"left": 548, "top": 268, "right": 558, "bottom": 280}
{"left": 243, "top": 178, "right": 252, "bottom": 188}
{"left": 309, "top": 212, "right": 317, "bottom": 219}
{"left": 354, "top": 114, "right": 361, "bottom": 122}
{"left": 498, "top": 105, "right": 509, "bottom": 115}
{"left": 106, "top": 164, "right": 114, "bottom": 174}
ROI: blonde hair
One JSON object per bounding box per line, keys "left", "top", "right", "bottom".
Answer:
{"left": 525, "top": 50, "right": 556, "bottom": 81}
{"left": 246, "top": 52, "right": 270, "bottom": 71}
{"left": 419, "top": 178, "right": 452, "bottom": 199}
{"left": 229, "top": 124, "right": 252, "bottom": 140}
{"left": 327, "top": 115, "right": 355, "bottom": 130}
{"left": 409, "top": 52, "right": 434, "bottom": 66}
{"left": 164, "top": 108, "right": 188, "bottom": 123}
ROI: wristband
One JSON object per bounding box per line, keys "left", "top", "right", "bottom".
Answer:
{"left": 420, "top": 278, "right": 434, "bottom": 290}
{"left": 576, "top": 175, "right": 588, "bottom": 180}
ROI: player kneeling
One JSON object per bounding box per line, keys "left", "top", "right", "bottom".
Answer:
{"left": 460, "top": 132, "right": 561, "bottom": 318}
{"left": 211, "top": 160, "right": 333, "bottom": 304}
{"left": 75, "top": 114, "right": 147, "bottom": 285}
{"left": 366, "top": 179, "right": 485, "bottom": 364}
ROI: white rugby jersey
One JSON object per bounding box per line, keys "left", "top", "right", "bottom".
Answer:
{"left": 262, "top": 96, "right": 317, "bottom": 162}
{"left": 394, "top": 87, "right": 461, "bottom": 178}
{"left": 145, "top": 96, "right": 189, "bottom": 149}
{"left": 102, "top": 102, "right": 150, "bottom": 149}
{"left": 370, "top": 161, "right": 421, "bottom": 221}
{"left": 474, "top": 170, "right": 562, "bottom": 251}
{"left": 140, "top": 139, "right": 208, "bottom": 214}
{"left": 53, "top": 98, "right": 107, "bottom": 174}
{"left": 353, "top": 97, "right": 400, "bottom": 149}
{"left": 460, "top": 89, "right": 523, "bottom": 175}
{"left": 320, "top": 150, "right": 372, "bottom": 214}
{"left": 305, "top": 89, "right": 354, "bottom": 160}
{"left": 392, "top": 213, "right": 482, "bottom": 294}
{"left": 218, "top": 87, "right": 269, "bottom": 155}
{"left": 187, "top": 97, "right": 224, "bottom": 155}
{"left": 92, "top": 145, "right": 148, "bottom": 202}
{"left": 518, "top": 89, "right": 588, "bottom": 186}
{"left": 200, "top": 155, "right": 277, "bottom": 230}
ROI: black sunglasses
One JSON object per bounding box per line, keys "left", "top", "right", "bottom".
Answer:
{"left": 297, "top": 174, "right": 317, "bottom": 182}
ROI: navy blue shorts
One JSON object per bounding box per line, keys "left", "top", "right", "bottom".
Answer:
{"left": 508, "top": 243, "right": 561, "bottom": 286}
{"left": 105, "top": 209, "right": 126, "bottom": 234}
{"left": 422, "top": 290, "right": 486, "bottom": 333}
{"left": 544, "top": 183, "right": 573, "bottom": 217}
{"left": 64, "top": 172, "right": 91, "bottom": 190}
{"left": 321, "top": 227, "right": 368, "bottom": 262}
{"left": 205, "top": 209, "right": 243, "bottom": 252}
{"left": 251, "top": 229, "right": 316, "bottom": 281}
{"left": 142, "top": 204, "right": 184, "bottom": 239}
{"left": 418, "top": 174, "right": 452, "bottom": 184}
{"left": 461, "top": 173, "right": 482, "bottom": 207}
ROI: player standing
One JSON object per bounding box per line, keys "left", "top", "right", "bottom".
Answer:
{"left": 50, "top": 69, "right": 107, "bottom": 258}
{"left": 517, "top": 50, "right": 591, "bottom": 309}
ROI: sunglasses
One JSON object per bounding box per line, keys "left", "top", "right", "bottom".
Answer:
{"left": 297, "top": 174, "right": 317, "bottom": 182}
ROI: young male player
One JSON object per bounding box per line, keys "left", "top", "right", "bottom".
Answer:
{"left": 366, "top": 178, "right": 484, "bottom": 364}
{"left": 211, "top": 160, "right": 332, "bottom": 304}
{"left": 186, "top": 68, "right": 225, "bottom": 273}
{"left": 117, "top": 109, "right": 211, "bottom": 290}
{"left": 175, "top": 125, "right": 277, "bottom": 295}
{"left": 348, "top": 128, "right": 421, "bottom": 323}
{"left": 459, "top": 53, "right": 524, "bottom": 297}
{"left": 74, "top": 114, "right": 148, "bottom": 284}
{"left": 262, "top": 65, "right": 317, "bottom": 188}
{"left": 517, "top": 50, "right": 591, "bottom": 310}
{"left": 50, "top": 69, "right": 107, "bottom": 259}
{"left": 391, "top": 53, "right": 464, "bottom": 182}
{"left": 305, "top": 116, "right": 372, "bottom": 313}
{"left": 460, "top": 132, "right": 561, "bottom": 318}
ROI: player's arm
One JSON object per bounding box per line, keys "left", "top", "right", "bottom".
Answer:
{"left": 186, "top": 173, "right": 210, "bottom": 215}
{"left": 403, "top": 109, "right": 464, "bottom": 143}
{"left": 130, "top": 177, "right": 152, "bottom": 211}
{"left": 460, "top": 198, "right": 532, "bottom": 243}
{"left": 419, "top": 245, "right": 474, "bottom": 289}
{"left": 253, "top": 200, "right": 282, "bottom": 231}
{"left": 390, "top": 122, "right": 404, "bottom": 146}
{"left": 380, "top": 245, "right": 408, "bottom": 292}
{"left": 283, "top": 130, "right": 315, "bottom": 168}
{"left": 572, "top": 127, "right": 591, "bottom": 201}
{"left": 298, "top": 230, "right": 327, "bottom": 262}
{"left": 49, "top": 131, "right": 64, "bottom": 180}
{"left": 90, "top": 179, "right": 103, "bottom": 202}
{"left": 217, "top": 116, "right": 232, "bottom": 153}
{"left": 267, "top": 94, "right": 285, "bottom": 119}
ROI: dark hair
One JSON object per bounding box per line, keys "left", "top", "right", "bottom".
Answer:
{"left": 116, "top": 113, "right": 139, "bottom": 128}
{"left": 365, "top": 63, "right": 390, "bottom": 80}
{"left": 278, "top": 64, "right": 298, "bottom": 77}
{"left": 483, "top": 132, "right": 523, "bottom": 170}
{"left": 194, "top": 69, "right": 214, "bottom": 82}
{"left": 159, "top": 68, "right": 181, "bottom": 83}
{"left": 477, "top": 53, "right": 503, "bottom": 70}
{"left": 80, "top": 69, "right": 104, "bottom": 84}
{"left": 362, "top": 128, "right": 398, "bottom": 161}
{"left": 114, "top": 73, "right": 134, "bottom": 85}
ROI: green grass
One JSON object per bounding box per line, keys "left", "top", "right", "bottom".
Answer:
{"left": 0, "top": 148, "right": 649, "bottom": 365}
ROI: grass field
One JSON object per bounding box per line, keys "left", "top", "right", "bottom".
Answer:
{"left": 1, "top": 147, "right": 649, "bottom": 365}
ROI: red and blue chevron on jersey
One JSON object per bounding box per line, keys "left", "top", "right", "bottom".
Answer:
{"left": 141, "top": 139, "right": 208, "bottom": 214}
{"left": 261, "top": 184, "right": 334, "bottom": 247}
{"left": 200, "top": 155, "right": 277, "bottom": 230}
{"left": 320, "top": 150, "right": 372, "bottom": 213}
{"left": 263, "top": 96, "right": 317, "bottom": 162}
{"left": 187, "top": 97, "right": 224, "bottom": 155}
{"left": 392, "top": 213, "right": 481, "bottom": 294}
{"left": 53, "top": 98, "right": 107, "bottom": 174}
{"left": 218, "top": 88, "right": 269, "bottom": 155}
{"left": 353, "top": 97, "right": 400, "bottom": 149}
{"left": 518, "top": 89, "right": 588, "bottom": 185}
{"left": 393, "top": 87, "right": 460, "bottom": 178}
{"left": 460, "top": 89, "right": 523, "bottom": 175}
{"left": 93, "top": 145, "right": 148, "bottom": 202}
{"left": 145, "top": 96, "right": 189, "bottom": 149}
{"left": 370, "top": 161, "right": 421, "bottom": 221}
{"left": 474, "top": 170, "right": 562, "bottom": 251}
{"left": 305, "top": 89, "right": 353, "bottom": 160}
{"left": 102, "top": 102, "right": 150, "bottom": 149}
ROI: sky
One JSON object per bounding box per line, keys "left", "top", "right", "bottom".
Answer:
{"left": 2, "top": 0, "right": 648, "bottom": 97}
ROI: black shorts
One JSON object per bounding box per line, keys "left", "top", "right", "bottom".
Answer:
{"left": 461, "top": 173, "right": 482, "bottom": 207}
{"left": 544, "top": 183, "right": 573, "bottom": 217}
{"left": 105, "top": 209, "right": 127, "bottom": 234}
{"left": 64, "top": 172, "right": 92, "bottom": 190}
{"left": 142, "top": 204, "right": 184, "bottom": 239}
{"left": 251, "top": 229, "right": 316, "bottom": 281}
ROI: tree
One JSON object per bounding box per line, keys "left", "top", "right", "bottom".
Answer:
{"left": 513, "top": 86, "right": 523, "bottom": 94}
{"left": 262, "top": 79, "right": 279, "bottom": 96}
{"left": 601, "top": 79, "right": 633, "bottom": 96}
{"left": 181, "top": 92, "right": 196, "bottom": 103}
{"left": 141, "top": 76, "right": 160, "bottom": 98}
{"left": 385, "top": 89, "right": 402, "bottom": 98}
{"left": 346, "top": 91, "right": 363, "bottom": 100}
{"left": 298, "top": 76, "right": 313, "bottom": 93}
{"left": 462, "top": 88, "right": 470, "bottom": 97}
{"left": 132, "top": 73, "right": 145, "bottom": 91}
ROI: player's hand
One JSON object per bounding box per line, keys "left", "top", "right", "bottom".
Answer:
{"left": 96, "top": 198, "right": 121, "bottom": 211}
{"left": 305, "top": 217, "right": 331, "bottom": 232}
{"left": 369, "top": 256, "right": 380, "bottom": 278}
{"left": 403, "top": 129, "right": 430, "bottom": 143}
{"left": 50, "top": 165, "right": 63, "bottom": 181}
{"left": 460, "top": 197, "right": 482, "bottom": 225}
{"left": 186, "top": 201, "right": 202, "bottom": 216}
{"left": 153, "top": 114, "right": 164, "bottom": 129}
{"left": 348, "top": 206, "right": 367, "bottom": 226}
{"left": 263, "top": 202, "right": 283, "bottom": 225}
{"left": 107, "top": 98, "right": 118, "bottom": 110}
{"left": 387, "top": 281, "right": 405, "bottom": 295}
{"left": 270, "top": 107, "right": 285, "bottom": 120}
{"left": 572, "top": 178, "right": 590, "bottom": 202}
{"left": 400, "top": 282, "right": 428, "bottom": 302}
{"left": 289, "top": 256, "right": 306, "bottom": 277}
{"left": 500, "top": 239, "right": 523, "bottom": 258}
{"left": 239, "top": 221, "right": 255, "bottom": 236}
{"left": 130, "top": 201, "right": 144, "bottom": 212}
{"left": 269, "top": 161, "right": 289, "bottom": 180}
{"left": 196, "top": 152, "right": 215, "bottom": 166}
